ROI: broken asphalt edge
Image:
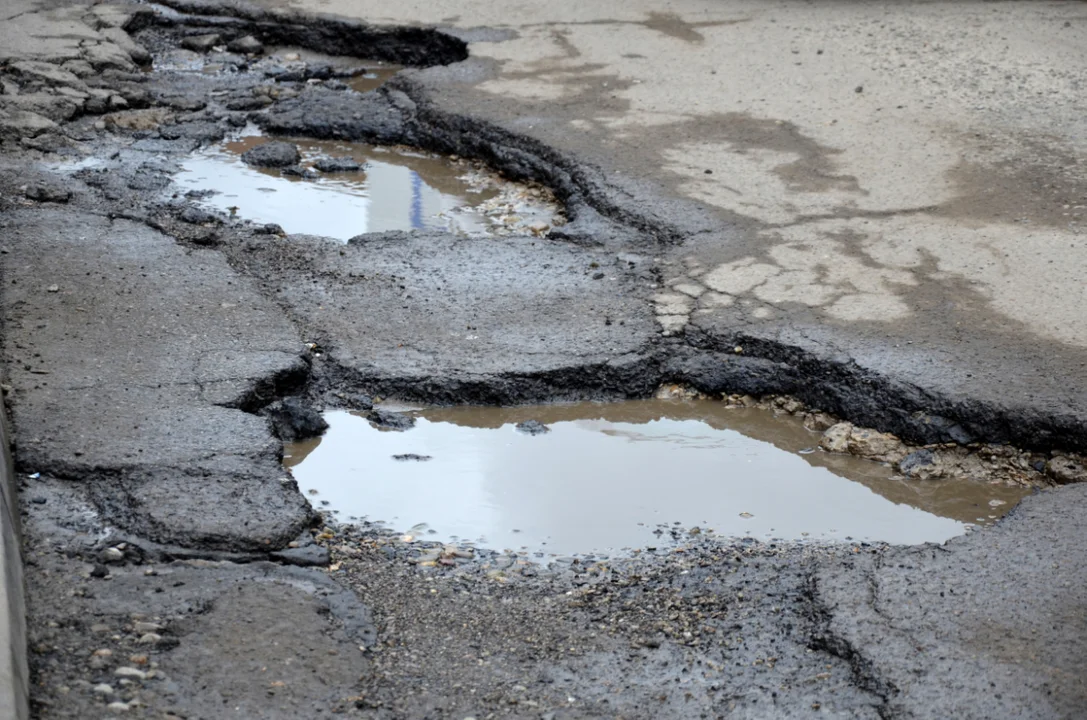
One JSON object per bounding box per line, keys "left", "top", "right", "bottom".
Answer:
{"left": 0, "top": 409, "right": 29, "bottom": 720}
{"left": 91, "top": 0, "right": 1087, "bottom": 458}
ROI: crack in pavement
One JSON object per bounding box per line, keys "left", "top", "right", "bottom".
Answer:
{"left": 2, "top": 2, "right": 1086, "bottom": 718}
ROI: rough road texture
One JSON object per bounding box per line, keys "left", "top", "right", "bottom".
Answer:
{"left": 0, "top": 0, "right": 1085, "bottom": 718}
{"left": 1, "top": 209, "right": 310, "bottom": 550}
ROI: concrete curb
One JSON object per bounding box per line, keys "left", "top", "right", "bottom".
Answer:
{"left": 0, "top": 410, "right": 29, "bottom": 720}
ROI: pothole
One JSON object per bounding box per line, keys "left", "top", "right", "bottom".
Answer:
{"left": 284, "top": 400, "right": 1029, "bottom": 556}
{"left": 154, "top": 42, "right": 401, "bottom": 89}
{"left": 174, "top": 130, "right": 564, "bottom": 239}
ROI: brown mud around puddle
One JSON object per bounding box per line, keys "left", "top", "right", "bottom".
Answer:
{"left": 285, "top": 399, "right": 1029, "bottom": 556}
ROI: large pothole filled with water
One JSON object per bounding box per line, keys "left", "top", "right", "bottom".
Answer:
{"left": 285, "top": 400, "right": 1029, "bottom": 556}
{"left": 174, "top": 130, "right": 564, "bottom": 240}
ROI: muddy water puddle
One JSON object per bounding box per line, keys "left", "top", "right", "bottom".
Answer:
{"left": 346, "top": 65, "right": 402, "bottom": 93}
{"left": 285, "top": 400, "right": 1029, "bottom": 555}
{"left": 175, "top": 132, "right": 562, "bottom": 240}
{"left": 154, "top": 43, "right": 401, "bottom": 89}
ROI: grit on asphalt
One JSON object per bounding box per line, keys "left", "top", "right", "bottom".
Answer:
{"left": 1, "top": 1, "right": 1086, "bottom": 718}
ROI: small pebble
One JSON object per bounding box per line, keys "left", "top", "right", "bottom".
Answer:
{"left": 113, "top": 667, "right": 146, "bottom": 681}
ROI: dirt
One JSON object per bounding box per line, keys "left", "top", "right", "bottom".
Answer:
{"left": 2, "top": 1, "right": 1086, "bottom": 718}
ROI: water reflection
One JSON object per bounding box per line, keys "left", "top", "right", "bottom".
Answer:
{"left": 175, "top": 134, "right": 499, "bottom": 239}
{"left": 285, "top": 400, "right": 1028, "bottom": 554}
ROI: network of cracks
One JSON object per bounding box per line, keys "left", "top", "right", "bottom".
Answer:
{"left": 6, "top": 3, "right": 1087, "bottom": 719}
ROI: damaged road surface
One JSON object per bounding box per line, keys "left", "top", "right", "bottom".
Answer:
{"left": 1, "top": 0, "right": 1086, "bottom": 718}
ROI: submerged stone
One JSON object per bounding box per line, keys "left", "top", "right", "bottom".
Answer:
{"left": 515, "top": 420, "right": 550, "bottom": 435}
{"left": 281, "top": 164, "right": 319, "bottom": 179}
{"left": 314, "top": 156, "right": 362, "bottom": 172}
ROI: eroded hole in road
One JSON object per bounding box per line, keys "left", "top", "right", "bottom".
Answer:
{"left": 285, "top": 400, "right": 1029, "bottom": 555}
{"left": 175, "top": 130, "right": 563, "bottom": 240}
{"left": 154, "top": 43, "right": 402, "bottom": 88}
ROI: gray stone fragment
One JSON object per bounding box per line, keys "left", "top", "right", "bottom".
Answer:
{"left": 366, "top": 409, "right": 416, "bottom": 431}
{"left": 81, "top": 41, "right": 136, "bottom": 72}
{"left": 0, "top": 107, "right": 55, "bottom": 141}
{"left": 24, "top": 183, "right": 70, "bottom": 203}
{"left": 264, "top": 398, "right": 328, "bottom": 442}
{"left": 181, "top": 34, "right": 221, "bottom": 53}
{"left": 240, "top": 141, "right": 300, "bottom": 168}
{"left": 10, "top": 60, "right": 85, "bottom": 90}
{"left": 179, "top": 206, "right": 221, "bottom": 225}
{"left": 898, "top": 449, "right": 935, "bottom": 477}
{"left": 1046, "top": 455, "right": 1087, "bottom": 484}
{"left": 226, "top": 35, "right": 264, "bottom": 55}
{"left": 820, "top": 422, "right": 853, "bottom": 453}
{"left": 2, "top": 93, "right": 81, "bottom": 123}
{"left": 281, "top": 164, "right": 318, "bottom": 179}
{"left": 314, "top": 156, "right": 361, "bottom": 172}
{"left": 99, "top": 27, "right": 151, "bottom": 67}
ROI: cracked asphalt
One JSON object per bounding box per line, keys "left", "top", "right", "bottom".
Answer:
{"left": 1, "top": 0, "right": 1086, "bottom": 718}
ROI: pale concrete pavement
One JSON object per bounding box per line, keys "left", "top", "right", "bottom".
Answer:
{"left": 289, "top": 0, "right": 1087, "bottom": 345}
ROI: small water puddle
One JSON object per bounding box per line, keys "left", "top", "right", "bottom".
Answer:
{"left": 346, "top": 65, "right": 401, "bottom": 93}
{"left": 155, "top": 43, "right": 402, "bottom": 86}
{"left": 175, "top": 132, "right": 562, "bottom": 239}
{"left": 285, "top": 400, "right": 1029, "bottom": 555}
